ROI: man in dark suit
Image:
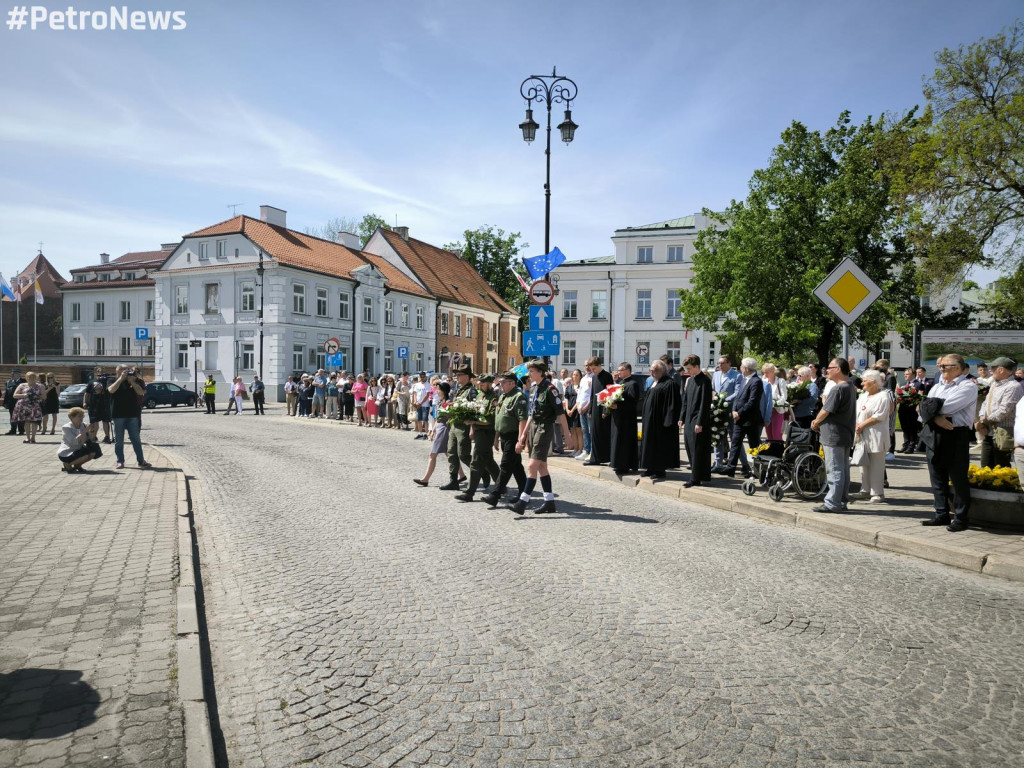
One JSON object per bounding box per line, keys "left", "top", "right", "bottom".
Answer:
{"left": 680, "top": 354, "right": 712, "bottom": 487}
{"left": 717, "top": 357, "right": 763, "bottom": 478}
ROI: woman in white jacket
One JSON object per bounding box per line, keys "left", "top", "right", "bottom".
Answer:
{"left": 853, "top": 369, "right": 892, "bottom": 502}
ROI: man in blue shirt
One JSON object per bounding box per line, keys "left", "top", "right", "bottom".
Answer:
{"left": 710, "top": 355, "right": 741, "bottom": 472}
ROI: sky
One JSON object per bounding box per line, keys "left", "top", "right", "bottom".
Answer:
{"left": 0, "top": 0, "right": 1019, "bottom": 285}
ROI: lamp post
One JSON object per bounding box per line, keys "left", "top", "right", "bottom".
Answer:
{"left": 519, "top": 67, "right": 578, "bottom": 257}
{"left": 256, "top": 250, "right": 265, "bottom": 379}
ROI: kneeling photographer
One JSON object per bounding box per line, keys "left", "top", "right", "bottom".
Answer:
{"left": 107, "top": 365, "right": 152, "bottom": 470}
{"left": 58, "top": 407, "right": 102, "bottom": 472}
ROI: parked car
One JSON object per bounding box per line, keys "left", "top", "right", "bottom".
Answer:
{"left": 58, "top": 383, "right": 88, "bottom": 408}
{"left": 144, "top": 381, "right": 197, "bottom": 409}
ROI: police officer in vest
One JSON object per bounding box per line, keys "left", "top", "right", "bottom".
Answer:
{"left": 481, "top": 371, "right": 529, "bottom": 508}
{"left": 439, "top": 364, "right": 477, "bottom": 491}
{"left": 510, "top": 359, "right": 573, "bottom": 515}
{"left": 203, "top": 374, "right": 217, "bottom": 414}
{"left": 455, "top": 373, "right": 501, "bottom": 502}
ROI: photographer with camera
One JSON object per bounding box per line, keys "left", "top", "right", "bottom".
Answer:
{"left": 107, "top": 364, "right": 151, "bottom": 469}
{"left": 58, "top": 407, "right": 102, "bottom": 472}
{"left": 83, "top": 365, "right": 113, "bottom": 444}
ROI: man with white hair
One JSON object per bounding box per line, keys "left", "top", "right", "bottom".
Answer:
{"left": 717, "top": 357, "right": 763, "bottom": 477}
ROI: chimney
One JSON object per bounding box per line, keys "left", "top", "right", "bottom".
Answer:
{"left": 259, "top": 205, "right": 287, "bottom": 228}
{"left": 100, "top": 253, "right": 110, "bottom": 265}
{"left": 161, "top": 242, "right": 178, "bottom": 251}
{"left": 393, "top": 226, "right": 409, "bottom": 241}
{"left": 338, "top": 231, "right": 361, "bottom": 250}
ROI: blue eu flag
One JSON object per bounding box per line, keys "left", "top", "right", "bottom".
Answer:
{"left": 522, "top": 247, "right": 567, "bottom": 280}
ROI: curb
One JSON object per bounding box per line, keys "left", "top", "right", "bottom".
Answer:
{"left": 548, "top": 456, "right": 1024, "bottom": 583}
{"left": 146, "top": 444, "right": 216, "bottom": 768}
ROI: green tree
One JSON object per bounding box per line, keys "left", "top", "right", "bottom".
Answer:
{"left": 444, "top": 226, "right": 531, "bottom": 323}
{"left": 681, "top": 112, "right": 921, "bottom": 365}
{"left": 901, "top": 20, "right": 1024, "bottom": 286}
{"left": 304, "top": 213, "right": 390, "bottom": 246}
{"left": 978, "top": 265, "right": 1024, "bottom": 328}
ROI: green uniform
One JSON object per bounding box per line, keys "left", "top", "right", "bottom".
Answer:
{"left": 492, "top": 388, "right": 529, "bottom": 498}
{"left": 446, "top": 384, "right": 477, "bottom": 482}
{"left": 495, "top": 389, "right": 528, "bottom": 436}
{"left": 468, "top": 388, "right": 500, "bottom": 491}
{"left": 528, "top": 381, "right": 564, "bottom": 460}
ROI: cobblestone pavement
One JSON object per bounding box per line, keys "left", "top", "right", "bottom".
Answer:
{"left": 151, "top": 405, "right": 1024, "bottom": 767}
{"left": 0, "top": 432, "right": 184, "bottom": 768}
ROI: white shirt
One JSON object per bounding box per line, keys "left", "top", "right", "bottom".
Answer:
{"left": 577, "top": 373, "right": 593, "bottom": 414}
{"left": 926, "top": 374, "right": 978, "bottom": 428}
{"left": 411, "top": 380, "right": 429, "bottom": 405}
{"left": 1015, "top": 396, "right": 1024, "bottom": 448}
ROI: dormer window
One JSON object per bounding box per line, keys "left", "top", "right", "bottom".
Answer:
{"left": 122, "top": 272, "right": 136, "bottom": 280}
{"left": 99, "top": 273, "right": 110, "bottom": 282}
{"left": 75, "top": 275, "right": 86, "bottom": 283}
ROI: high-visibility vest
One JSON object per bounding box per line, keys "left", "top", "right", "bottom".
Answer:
{"left": 203, "top": 380, "right": 216, "bottom": 395}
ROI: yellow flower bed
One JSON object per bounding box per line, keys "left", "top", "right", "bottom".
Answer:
{"left": 968, "top": 465, "right": 1022, "bottom": 492}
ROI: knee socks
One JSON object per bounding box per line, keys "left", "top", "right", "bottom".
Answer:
{"left": 540, "top": 474, "right": 554, "bottom": 501}
{"left": 520, "top": 477, "right": 537, "bottom": 502}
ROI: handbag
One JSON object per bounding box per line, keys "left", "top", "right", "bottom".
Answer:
{"left": 850, "top": 440, "right": 869, "bottom": 467}
{"left": 992, "top": 426, "right": 1014, "bottom": 452}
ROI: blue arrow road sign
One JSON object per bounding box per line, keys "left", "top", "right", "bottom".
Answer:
{"left": 529, "top": 305, "right": 554, "bottom": 331}
{"left": 397, "top": 346, "right": 409, "bottom": 359}
{"left": 135, "top": 327, "right": 149, "bottom": 340}
{"left": 521, "top": 331, "right": 560, "bottom": 357}
{"left": 326, "top": 352, "right": 345, "bottom": 368}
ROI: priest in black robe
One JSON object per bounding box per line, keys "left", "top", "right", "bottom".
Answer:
{"left": 640, "top": 359, "right": 682, "bottom": 478}
{"left": 680, "top": 354, "right": 713, "bottom": 487}
{"left": 585, "top": 357, "right": 615, "bottom": 465}
{"left": 608, "top": 362, "right": 640, "bottom": 474}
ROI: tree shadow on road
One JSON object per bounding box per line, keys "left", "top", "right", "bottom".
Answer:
{"left": 0, "top": 668, "right": 99, "bottom": 739}
{"left": 513, "top": 501, "right": 658, "bottom": 523}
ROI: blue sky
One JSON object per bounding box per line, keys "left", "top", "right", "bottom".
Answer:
{"left": 0, "top": 0, "right": 1019, "bottom": 284}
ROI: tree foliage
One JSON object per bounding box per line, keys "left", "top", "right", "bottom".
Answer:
{"left": 977, "top": 265, "right": 1024, "bottom": 328}
{"left": 444, "top": 226, "right": 531, "bottom": 322}
{"left": 305, "top": 213, "right": 390, "bottom": 246}
{"left": 681, "top": 112, "right": 923, "bottom": 365}
{"left": 900, "top": 20, "right": 1024, "bottom": 286}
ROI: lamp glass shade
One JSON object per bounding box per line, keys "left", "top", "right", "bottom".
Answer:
{"left": 519, "top": 108, "right": 539, "bottom": 143}
{"left": 557, "top": 110, "right": 578, "bottom": 143}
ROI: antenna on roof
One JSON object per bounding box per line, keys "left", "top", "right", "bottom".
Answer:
{"left": 227, "top": 203, "right": 244, "bottom": 216}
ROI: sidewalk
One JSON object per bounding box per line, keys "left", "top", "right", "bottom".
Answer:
{"left": 549, "top": 449, "right": 1024, "bottom": 583}
{"left": 0, "top": 431, "right": 189, "bottom": 767}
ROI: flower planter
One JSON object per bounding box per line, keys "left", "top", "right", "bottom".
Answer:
{"left": 970, "top": 488, "right": 1024, "bottom": 531}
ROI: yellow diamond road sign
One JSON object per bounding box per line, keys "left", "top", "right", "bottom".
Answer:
{"left": 813, "top": 258, "right": 882, "bottom": 326}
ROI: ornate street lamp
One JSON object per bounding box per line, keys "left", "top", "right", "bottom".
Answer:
{"left": 519, "top": 67, "right": 578, "bottom": 256}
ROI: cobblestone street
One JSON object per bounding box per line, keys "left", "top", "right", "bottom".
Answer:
{"left": 152, "top": 406, "right": 1024, "bottom": 767}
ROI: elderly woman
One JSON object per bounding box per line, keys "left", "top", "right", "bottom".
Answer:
{"left": 58, "top": 406, "right": 102, "bottom": 472}
{"left": 762, "top": 363, "right": 789, "bottom": 441}
{"left": 853, "top": 369, "right": 892, "bottom": 503}
{"left": 791, "top": 366, "right": 819, "bottom": 429}
{"left": 12, "top": 371, "right": 44, "bottom": 444}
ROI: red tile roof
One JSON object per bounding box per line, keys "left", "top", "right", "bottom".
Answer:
{"left": 377, "top": 230, "right": 517, "bottom": 315}
{"left": 62, "top": 279, "right": 155, "bottom": 291}
{"left": 180, "top": 216, "right": 432, "bottom": 299}
{"left": 71, "top": 249, "right": 168, "bottom": 274}
{"left": 14, "top": 253, "right": 67, "bottom": 297}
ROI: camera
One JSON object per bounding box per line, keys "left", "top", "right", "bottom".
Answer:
{"left": 126, "top": 369, "right": 137, "bottom": 376}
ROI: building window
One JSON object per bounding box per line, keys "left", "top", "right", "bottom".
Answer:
{"left": 416, "top": 305, "right": 424, "bottom": 330}
{"left": 316, "top": 287, "right": 329, "bottom": 317}
{"left": 315, "top": 351, "right": 326, "bottom": 370}
{"left": 120, "top": 337, "right": 131, "bottom": 355}
{"left": 122, "top": 272, "right": 136, "bottom": 280}
{"left": 74, "top": 275, "right": 86, "bottom": 283}
{"left": 492, "top": 322, "right": 498, "bottom": 342}
{"left": 94, "top": 302, "right": 105, "bottom": 322}
{"left": 362, "top": 296, "right": 373, "bottom": 323}
{"left": 339, "top": 292, "right": 350, "bottom": 320}
{"left": 440, "top": 312, "right": 449, "bottom": 335}
{"left": 454, "top": 315, "right": 461, "bottom": 337}
{"left": 72, "top": 337, "right": 82, "bottom": 355}
{"left": 241, "top": 282, "right": 255, "bottom": 312}
{"left": 145, "top": 300, "right": 155, "bottom": 321}
{"left": 591, "top": 340, "right": 605, "bottom": 361}
{"left": 401, "top": 303, "right": 409, "bottom": 328}
{"left": 385, "top": 299, "right": 394, "bottom": 326}
{"left": 563, "top": 340, "right": 576, "bottom": 366}
{"left": 636, "top": 290, "right": 652, "bottom": 319}
{"left": 466, "top": 317, "right": 473, "bottom": 338}
{"left": 176, "top": 342, "right": 189, "bottom": 369}
{"left": 667, "top": 341, "right": 681, "bottom": 366}
{"left": 384, "top": 348, "right": 393, "bottom": 372}
{"left": 99, "top": 273, "right": 110, "bottom": 282}
{"left": 117, "top": 300, "right": 130, "bottom": 322}
{"left": 216, "top": 239, "right": 227, "bottom": 259}
{"left": 95, "top": 337, "right": 105, "bottom": 356}
{"left": 198, "top": 242, "right": 209, "bottom": 260}
{"left": 292, "top": 344, "right": 304, "bottom": 372}
{"left": 242, "top": 343, "right": 255, "bottom": 371}
{"left": 71, "top": 303, "right": 81, "bottom": 322}
{"left": 175, "top": 286, "right": 188, "bottom": 314}
{"left": 510, "top": 324, "right": 516, "bottom": 343}
{"left": 637, "top": 246, "right": 653, "bottom": 264}
{"left": 146, "top": 339, "right": 155, "bottom": 355}
{"left": 591, "top": 290, "right": 607, "bottom": 319}
{"left": 414, "top": 352, "right": 424, "bottom": 371}
{"left": 667, "top": 290, "right": 682, "bottom": 318}
{"left": 668, "top": 245, "right": 685, "bottom": 263}
{"left": 563, "top": 290, "right": 578, "bottom": 319}
{"left": 204, "top": 283, "right": 220, "bottom": 314}
{"left": 293, "top": 283, "right": 306, "bottom": 314}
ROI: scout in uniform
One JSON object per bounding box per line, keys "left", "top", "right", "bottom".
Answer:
{"left": 455, "top": 373, "right": 501, "bottom": 502}
{"left": 439, "top": 364, "right": 477, "bottom": 491}
{"left": 481, "top": 371, "right": 529, "bottom": 508}
{"left": 510, "top": 359, "right": 574, "bottom": 515}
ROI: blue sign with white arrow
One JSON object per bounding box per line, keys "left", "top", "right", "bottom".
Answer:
{"left": 521, "top": 331, "right": 560, "bottom": 357}
{"left": 529, "top": 305, "right": 555, "bottom": 331}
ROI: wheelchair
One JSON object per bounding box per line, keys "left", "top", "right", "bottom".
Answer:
{"left": 740, "top": 424, "right": 827, "bottom": 502}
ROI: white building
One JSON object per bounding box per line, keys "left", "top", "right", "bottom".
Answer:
{"left": 551, "top": 215, "right": 721, "bottom": 374}
{"left": 62, "top": 246, "right": 171, "bottom": 361}
{"left": 153, "top": 206, "right": 437, "bottom": 399}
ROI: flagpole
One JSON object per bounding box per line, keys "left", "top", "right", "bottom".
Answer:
{"left": 16, "top": 287, "right": 21, "bottom": 365}
{"left": 33, "top": 283, "right": 37, "bottom": 364}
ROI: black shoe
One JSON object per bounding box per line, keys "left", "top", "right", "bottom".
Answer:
{"left": 481, "top": 491, "right": 501, "bottom": 507}
{"left": 438, "top": 481, "right": 461, "bottom": 491}
{"left": 921, "top": 515, "right": 951, "bottom": 526}
{"left": 946, "top": 520, "right": 968, "bottom": 532}
{"left": 683, "top": 481, "right": 701, "bottom": 488}
{"left": 454, "top": 492, "right": 475, "bottom": 502}
{"left": 413, "top": 479, "right": 428, "bottom": 487}
{"left": 535, "top": 500, "right": 558, "bottom": 514}
{"left": 509, "top": 499, "right": 527, "bottom": 515}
